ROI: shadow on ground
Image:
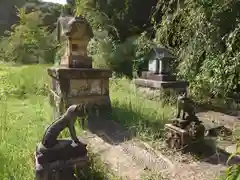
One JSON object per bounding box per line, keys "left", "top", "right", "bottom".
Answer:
{"left": 77, "top": 153, "right": 114, "bottom": 180}
{"left": 83, "top": 104, "right": 240, "bottom": 170}
{"left": 85, "top": 106, "right": 167, "bottom": 145}
{"left": 196, "top": 101, "right": 240, "bottom": 118}
{"left": 183, "top": 138, "right": 240, "bottom": 166}
{"left": 204, "top": 150, "right": 240, "bottom": 166}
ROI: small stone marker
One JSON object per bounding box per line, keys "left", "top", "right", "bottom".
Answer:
{"left": 134, "top": 47, "right": 188, "bottom": 91}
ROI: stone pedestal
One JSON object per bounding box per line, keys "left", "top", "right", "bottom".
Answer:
{"left": 134, "top": 71, "right": 188, "bottom": 91}
{"left": 164, "top": 123, "right": 190, "bottom": 149}
{"left": 48, "top": 67, "right": 112, "bottom": 118}
{"left": 35, "top": 155, "right": 89, "bottom": 180}
{"left": 35, "top": 139, "right": 89, "bottom": 180}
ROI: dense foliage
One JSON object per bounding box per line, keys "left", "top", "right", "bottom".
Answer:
{"left": 154, "top": 0, "right": 240, "bottom": 100}
{"left": 0, "top": 0, "right": 61, "bottom": 36}
{"left": 0, "top": 8, "right": 57, "bottom": 64}
{"left": 0, "top": 0, "right": 61, "bottom": 64}
{"left": 75, "top": 0, "right": 240, "bottom": 100}
{"left": 75, "top": 0, "right": 157, "bottom": 77}
{"left": 0, "top": 0, "right": 239, "bottom": 99}
{"left": 0, "top": 0, "right": 27, "bottom": 35}
{"left": 23, "top": 1, "right": 61, "bottom": 32}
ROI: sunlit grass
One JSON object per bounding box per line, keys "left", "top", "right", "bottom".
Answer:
{"left": 0, "top": 64, "right": 173, "bottom": 179}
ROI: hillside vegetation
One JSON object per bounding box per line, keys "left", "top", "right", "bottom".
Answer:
{"left": 0, "top": 1, "right": 239, "bottom": 179}
{"left": 0, "top": 0, "right": 61, "bottom": 36}
{"left": 1, "top": 0, "right": 239, "bottom": 102}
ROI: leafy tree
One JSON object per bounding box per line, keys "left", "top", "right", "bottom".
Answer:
{"left": 75, "top": 0, "right": 158, "bottom": 41}
{"left": 0, "top": 0, "right": 61, "bottom": 36}
{"left": 154, "top": 0, "right": 240, "bottom": 99}
{"left": 75, "top": 0, "right": 156, "bottom": 76}
{"left": 23, "top": 1, "right": 62, "bottom": 32}
{"left": 0, "top": 0, "right": 27, "bottom": 35}
{"left": 0, "top": 8, "right": 57, "bottom": 64}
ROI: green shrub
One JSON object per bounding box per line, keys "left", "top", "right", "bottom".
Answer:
{"left": 76, "top": 0, "right": 155, "bottom": 77}
{"left": 88, "top": 31, "right": 153, "bottom": 77}
{"left": 75, "top": 0, "right": 157, "bottom": 42}
{"left": 23, "top": 1, "right": 62, "bottom": 32}
{"left": 154, "top": 0, "right": 240, "bottom": 99}
{"left": 221, "top": 142, "right": 240, "bottom": 180}
{"left": 0, "top": 8, "right": 57, "bottom": 64}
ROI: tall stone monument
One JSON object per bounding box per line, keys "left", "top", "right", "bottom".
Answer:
{"left": 48, "top": 3, "right": 112, "bottom": 119}
{"left": 133, "top": 47, "right": 188, "bottom": 91}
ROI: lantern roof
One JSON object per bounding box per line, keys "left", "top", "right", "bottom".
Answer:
{"left": 150, "top": 47, "right": 175, "bottom": 60}
{"left": 57, "top": 15, "right": 93, "bottom": 41}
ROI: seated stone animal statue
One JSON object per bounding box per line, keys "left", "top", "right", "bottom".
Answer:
{"left": 36, "top": 104, "right": 88, "bottom": 164}
{"left": 176, "top": 90, "right": 196, "bottom": 120}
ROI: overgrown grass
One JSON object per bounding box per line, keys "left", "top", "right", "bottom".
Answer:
{"left": 0, "top": 96, "right": 52, "bottom": 180}
{"left": 0, "top": 64, "right": 174, "bottom": 179}
{"left": 110, "top": 78, "right": 174, "bottom": 140}
{"left": 0, "top": 65, "right": 110, "bottom": 180}
{"left": 0, "top": 64, "right": 50, "bottom": 99}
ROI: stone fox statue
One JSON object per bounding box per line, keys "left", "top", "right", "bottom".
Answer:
{"left": 176, "top": 91, "right": 196, "bottom": 120}
{"left": 41, "top": 104, "right": 87, "bottom": 149}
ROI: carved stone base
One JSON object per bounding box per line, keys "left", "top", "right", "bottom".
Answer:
{"left": 48, "top": 67, "right": 112, "bottom": 118}
{"left": 35, "top": 139, "right": 89, "bottom": 180}
{"left": 133, "top": 78, "right": 188, "bottom": 90}
{"left": 141, "top": 71, "right": 177, "bottom": 81}
{"left": 164, "top": 123, "right": 190, "bottom": 149}
{"left": 36, "top": 140, "right": 88, "bottom": 164}
{"left": 171, "top": 118, "right": 191, "bottom": 129}
{"left": 35, "top": 154, "right": 89, "bottom": 180}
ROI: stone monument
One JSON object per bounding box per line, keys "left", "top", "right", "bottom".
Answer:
{"left": 48, "top": 4, "right": 112, "bottom": 119}
{"left": 35, "top": 105, "right": 89, "bottom": 180}
{"left": 133, "top": 47, "right": 188, "bottom": 91}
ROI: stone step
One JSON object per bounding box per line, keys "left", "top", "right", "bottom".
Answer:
{"left": 81, "top": 131, "right": 173, "bottom": 180}
{"left": 141, "top": 71, "right": 176, "bottom": 81}
{"left": 133, "top": 78, "right": 188, "bottom": 89}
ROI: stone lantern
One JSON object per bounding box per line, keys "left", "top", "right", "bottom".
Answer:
{"left": 148, "top": 47, "right": 175, "bottom": 75}
{"left": 48, "top": 15, "right": 112, "bottom": 119}
{"left": 134, "top": 47, "right": 188, "bottom": 90}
